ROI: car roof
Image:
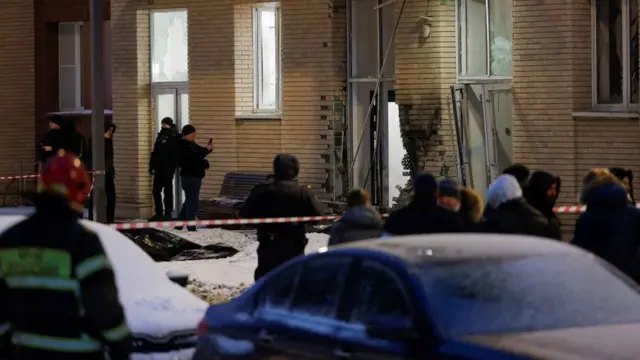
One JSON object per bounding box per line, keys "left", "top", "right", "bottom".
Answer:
{"left": 327, "top": 234, "right": 585, "bottom": 265}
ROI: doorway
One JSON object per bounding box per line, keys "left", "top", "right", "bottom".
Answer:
{"left": 152, "top": 87, "right": 189, "bottom": 216}
{"left": 451, "top": 83, "right": 513, "bottom": 194}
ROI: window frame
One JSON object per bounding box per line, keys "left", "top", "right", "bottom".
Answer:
{"left": 252, "top": 2, "right": 282, "bottom": 113}
{"left": 591, "top": 0, "right": 640, "bottom": 110}
{"left": 455, "top": 0, "right": 513, "bottom": 81}
{"left": 58, "top": 21, "right": 84, "bottom": 111}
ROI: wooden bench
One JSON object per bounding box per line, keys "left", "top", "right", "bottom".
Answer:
{"left": 197, "top": 172, "right": 270, "bottom": 219}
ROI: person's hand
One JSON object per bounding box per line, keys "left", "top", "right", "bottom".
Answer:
{"left": 206, "top": 142, "right": 213, "bottom": 151}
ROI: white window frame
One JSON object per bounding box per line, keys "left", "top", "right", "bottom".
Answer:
{"left": 58, "top": 22, "right": 83, "bottom": 111}
{"left": 253, "top": 3, "right": 282, "bottom": 113}
{"left": 591, "top": 0, "right": 639, "bottom": 110}
{"left": 455, "top": 0, "right": 512, "bottom": 81}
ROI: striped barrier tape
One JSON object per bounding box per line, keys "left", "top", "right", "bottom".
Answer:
{"left": 0, "top": 170, "right": 106, "bottom": 181}
{"left": 108, "top": 205, "right": 595, "bottom": 230}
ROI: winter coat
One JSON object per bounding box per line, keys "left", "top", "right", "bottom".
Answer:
{"left": 328, "top": 206, "right": 383, "bottom": 246}
{"left": 385, "top": 173, "right": 462, "bottom": 236}
{"left": 149, "top": 128, "right": 179, "bottom": 175}
{"left": 459, "top": 187, "right": 484, "bottom": 232}
{"left": 240, "top": 154, "right": 324, "bottom": 251}
{"left": 572, "top": 178, "right": 640, "bottom": 283}
{"left": 484, "top": 174, "right": 554, "bottom": 238}
{"left": 524, "top": 171, "right": 562, "bottom": 240}
{"left": 178, "top": 139, "right": 211, "bottom": 179}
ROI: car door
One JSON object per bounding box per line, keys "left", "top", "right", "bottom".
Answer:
{"left": 335, "top": 259, "right": 420, "bottom": 360}
{"left": 255, "top": 255, "right": 355, "bottom": 359}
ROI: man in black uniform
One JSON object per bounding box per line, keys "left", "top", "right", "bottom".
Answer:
{"left": 240, "top": 154, "right": 324, "bottom": 280}
{"left": 149, "top": 117, "right": 179, "bottom": 220}
{"left": 88, "top": 120, "right": 117, "bottom": 223}
{"left": 0, "top": 151, "right": 131, "bottom": 360}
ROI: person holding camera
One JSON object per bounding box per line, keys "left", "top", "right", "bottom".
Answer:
{"left": 176, "top": 125, "right": 213, "bottom": 231}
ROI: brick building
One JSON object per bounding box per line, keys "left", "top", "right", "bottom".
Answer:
{"left": 0, "top": 0, "right": 637, "bottom": 219}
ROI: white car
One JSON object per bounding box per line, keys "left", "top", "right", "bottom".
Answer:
{"left": 0, "top": 215, "right": 208, "bottom": 360}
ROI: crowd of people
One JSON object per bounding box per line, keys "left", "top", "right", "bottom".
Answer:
{"left": 39, "top": 115, "right": 214, "bottom": 229}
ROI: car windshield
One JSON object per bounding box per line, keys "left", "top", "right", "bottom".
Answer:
{"left": 416, "top": 254, "right": 640, "bottom": 337}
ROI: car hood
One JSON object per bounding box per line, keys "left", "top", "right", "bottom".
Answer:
{"left": 122, "top": 282, "right": 208, "bottom": 339}
{"left": 462, "top": 323, "right": 640, "bottom": 360}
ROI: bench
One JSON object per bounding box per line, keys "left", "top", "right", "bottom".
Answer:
{"left": 197, "top": 172, "right": 270, "bottom": 219}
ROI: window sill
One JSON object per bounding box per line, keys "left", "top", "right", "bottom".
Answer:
{"left": 572, "top": 111, "right": 639, "bottom": 120}
{"left": 235, "top": 113, "right": 282, "bottom": 121}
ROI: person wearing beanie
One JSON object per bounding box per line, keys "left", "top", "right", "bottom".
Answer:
{"left": 384, "top": 173, "right": 462, "bottom": 235}
{"left": 175, "top": 125, "right": 213, "bottom": 231}
{"left": 437, "top": 178, "right": 461, "bottom": 212}
{"left": 88, "top": 119, "right": 117, "bottom": 223}
{"left": 149, "top": 117, "right": 180, "bottom": 220}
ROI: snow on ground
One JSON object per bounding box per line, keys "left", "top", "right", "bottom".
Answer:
{"left": 159, "top": 229, "right": 329, "bottom": 303}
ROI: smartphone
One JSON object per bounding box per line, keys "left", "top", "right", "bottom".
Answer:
{"left": 208, "top": 138, "right": 213, "bottom": 144}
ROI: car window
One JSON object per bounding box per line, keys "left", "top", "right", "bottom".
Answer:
{"left": 349, "top": 261, "right": 412, "bottom": 324}
{"left": 289, "top": 257, "right": 351, "bottom": 318}
{"left": 256, "top": 263, "right": 302, "bottom": 310}
{"left": 417, "top": 254, "right": 640, "bottom": 336}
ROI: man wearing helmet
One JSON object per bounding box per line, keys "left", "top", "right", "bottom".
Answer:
{"left": 0, "top": 151, "right": 131, "bottom": 360}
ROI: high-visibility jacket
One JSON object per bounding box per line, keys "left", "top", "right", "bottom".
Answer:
{"left": 0, "top": 196, "right": 132, "bottom": 360}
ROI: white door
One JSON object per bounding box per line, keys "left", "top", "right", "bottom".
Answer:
{"left": 450, "top": 85, "right": 469, "bottom": 187}
{"left": 482, "top": 83, "right": 513, "bottom": 182}
{"left": 153, "top": 88, "right": 189, "bottom": 217}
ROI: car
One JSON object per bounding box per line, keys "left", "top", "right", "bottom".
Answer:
{"left": 193, "top": 233, "right": 640, "bottom": 360}
{"left": 0, "top": 215, "right": 208, "bottom": 360}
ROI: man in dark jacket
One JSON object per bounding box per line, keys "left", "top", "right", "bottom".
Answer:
{"left": 328, "top": 188, "right": 382, "bottom": 246}
{"left": 484, "top": 174, "right": 553, "bottom": 238}
{"left": 240, "top": 154, "right": 324, "bottom": 281}
{"left": 40, "top": 116, "right": 88, "bottom": 166}
{"left": 40, "top": 115, "right": 64, "bottom": 164}
{"left": 88, "top": 121, "right": 117, "bottom": 224}
{"left": 0, "top": 152, "right": 131, "bottom": 360}
{"left": 176, "top": 125, "right": 212, "bottom": 231}
{"left": 384, "top": 173, "right": 462, "bottom": 235}
{"left": 573, "top": 169, "right": 640, "bottom": 283}
{"left": 149, "top": 117, "right": 179, "bottom": 220}
{"left": 524, "top": 170, "right": 562, "bottom": 240}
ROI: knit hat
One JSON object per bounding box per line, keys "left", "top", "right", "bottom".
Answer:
{"left": 181, "top": 124, "right": 196, "bottom": 137}
{"left": 161, "top": 117, "right": 175, "bottom": 128}
{"left": 438, "top": 179, "right": 460, "bottom": 199}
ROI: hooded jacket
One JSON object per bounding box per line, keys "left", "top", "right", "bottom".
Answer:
{"left": 484, "top": 174, "right": 553, "bottom": 238}
{"left": 459, "top": 187, "right": 484, "bottom": 232}
{"left": 240, "top": 154, "right": 324, "bottom": 250}
{"left": 572, "top": 176, "right": 640, "bottom": 282}
{"left": 524, "top": 171, "right": 562, "bottom": 240}
{"left": 328, "top": 206, "right": 383, "bottom": 246}
{"left": 384, "top": 173, "right": 462, "bottom": 236}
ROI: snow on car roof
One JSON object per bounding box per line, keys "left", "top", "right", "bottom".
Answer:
{"left": 330, "top": 234, "right": 585, "bottom": 264}
{"left": 0, "top": 216, "right": 207, "bottom": 338}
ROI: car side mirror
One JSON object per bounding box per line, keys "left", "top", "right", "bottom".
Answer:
{"left": 166, "top": 269, "right": 189, "bottom": 287}
{"left": 364, "top": 315, "right": 417, "bottom": 342}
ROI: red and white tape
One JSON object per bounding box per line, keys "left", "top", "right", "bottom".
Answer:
{"left": 108, "top": 204, "right": 598, "bottom": 230}
{"left": 0, "top": 170, "right": 105, "bottom": 181}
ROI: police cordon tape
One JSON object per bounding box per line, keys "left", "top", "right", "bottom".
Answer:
{"left": 108, "top": 205, "right": 594, "bottom": 230}
{"left": 0, "top": 170, "right": 106, "bottom": 181}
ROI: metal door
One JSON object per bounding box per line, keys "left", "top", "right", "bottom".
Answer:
{"left": 482, "top": 83, "right": 513, "bottom": 182}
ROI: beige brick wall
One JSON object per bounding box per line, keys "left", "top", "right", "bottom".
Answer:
{"left": 111, "top": 0, "right": 344, "bottom": 217}
{"left": 394, "top": 0, "right": 457, "bottom": 179}
{"left": 0, "top": 1, "right": 36, "bottom": 196}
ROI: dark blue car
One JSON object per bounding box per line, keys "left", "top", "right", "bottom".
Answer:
{"left": 194, "top": 234, "right": 640, "bottom": 359}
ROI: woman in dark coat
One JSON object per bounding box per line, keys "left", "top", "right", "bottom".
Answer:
{"left": 572, "top": 169, "right": 640, "bottom": 283}
{"left": 524, "top": 171, "right": 562, "bottom": 240}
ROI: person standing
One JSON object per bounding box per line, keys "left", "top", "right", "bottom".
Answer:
{"left": 328, "top": 188, "right": 383, "bottom": 246}
{"left": 0, "top": 152, "right": 131, "bottom": 360}
{"left": 524, "top": 170, "right": 562, "bottom": 240}
{"left": 88, "top": 120, "right": 117, "bottom": 223}
{"left": 39, "top": 115, "right": 64, "bottom": 164}
{"left": 149, "top": 117, "right": 179, "bottom": 220}
{"left": 240, "top": 154, "right": 324, "bottom": 280}
{"left": 176, "top": 125, "right": 212, "bottom": 231}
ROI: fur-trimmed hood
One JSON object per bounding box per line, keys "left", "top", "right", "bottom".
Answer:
{"left": 487, "top": 174, "right": 523, "bottom": 208}
{"left": 460, "top": 187, "right": 484, "bottom": 223}
{"left": 580, "top": 175, "right": 628, "bottom": 207}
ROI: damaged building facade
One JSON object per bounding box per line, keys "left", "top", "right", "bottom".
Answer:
{"left": 0, "top": 0, "right": 637, "bottom": 218}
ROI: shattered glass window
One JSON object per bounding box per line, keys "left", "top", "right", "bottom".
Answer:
{"left": 418, "top": 254, "right": 640, "bottom": 336}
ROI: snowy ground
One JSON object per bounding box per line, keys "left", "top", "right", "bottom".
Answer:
{"left": 158, "top": 228, "right": 329, "bottom": 303}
